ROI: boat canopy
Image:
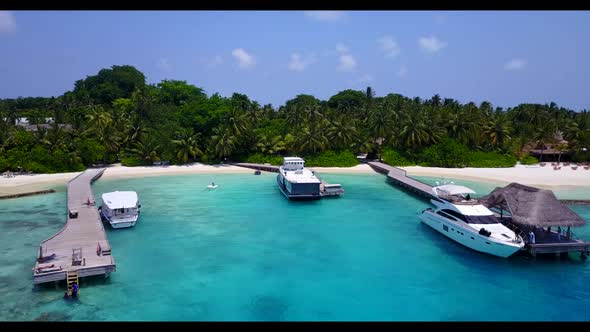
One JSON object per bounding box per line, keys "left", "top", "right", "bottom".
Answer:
{"left": 433, "top": 184, "right": 476, "bottom": 196}
{"left": 102, "top": 191, "right": 138, "bottom": 210}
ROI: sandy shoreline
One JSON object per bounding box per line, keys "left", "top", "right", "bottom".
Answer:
{"left": 1, "top": 162, "right": 590, "bottom": 197}
{"left": 399, "top": 164, "right": 590, "bottom": 190}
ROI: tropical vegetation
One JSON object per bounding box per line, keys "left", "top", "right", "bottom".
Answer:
{"left": 1, "top": 65, "right": 589, "bottom": 173}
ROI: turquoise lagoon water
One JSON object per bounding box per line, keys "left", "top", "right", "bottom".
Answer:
{"left": 1, "top": 172, "right": 590, "bottom": 321}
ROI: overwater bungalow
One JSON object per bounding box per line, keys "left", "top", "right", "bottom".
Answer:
{"left": 481, "top": 183, "right": 589, "bottom": 259}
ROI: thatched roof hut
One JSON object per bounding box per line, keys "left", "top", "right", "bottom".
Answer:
{"left": 480, "top": 183, "right": 587, "bottom": 228}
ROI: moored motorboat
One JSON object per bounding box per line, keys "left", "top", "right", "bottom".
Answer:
{"left": 276, "top": 157, "right": 321, "bottom": 200}
{"left": 419, "top": 184, "right": 524, "bottom": 258}
{"left": 99, "top": 191, "right": 140, "bottom": 229}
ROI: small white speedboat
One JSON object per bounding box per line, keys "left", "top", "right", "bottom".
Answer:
{"left": 206, "top": 183, "right": 218, "bottom": 190}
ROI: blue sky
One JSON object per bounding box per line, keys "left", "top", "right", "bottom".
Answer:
{"left": 1, "top": 10, "right": 589, "bottom": 110}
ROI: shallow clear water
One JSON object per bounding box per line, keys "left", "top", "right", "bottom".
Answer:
{"left": 1, "top": 172, "right": 590, "bottom": 321}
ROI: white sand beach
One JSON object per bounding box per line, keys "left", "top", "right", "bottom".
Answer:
{"left": 0, "top": 163, "right": 251, "bottom": 196}
{"left": 400, "top": 164, "right": 590, "bottom": 189}
{"left": 310, "top": 164, "right": 377, "bottom": 174}
{"left": 1, "top": 162, "right": 590, "bottom": 197}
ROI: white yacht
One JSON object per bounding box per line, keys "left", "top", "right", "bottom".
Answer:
{"left": 419, "top": 184, "right": 524, "bottom": 258}
{"left": 99, "top": 191, "right": 141, "bottom": 229}
{"left": 276, "top": 157, "right": 321, "bottom": 200}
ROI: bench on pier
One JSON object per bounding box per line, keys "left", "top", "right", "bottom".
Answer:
{"left": 96, "top": 241, "right": 112, "bottom": 256}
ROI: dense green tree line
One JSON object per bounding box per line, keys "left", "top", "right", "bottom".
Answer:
{"left": 1, "top": 65, "right": 589, "bottom": 173}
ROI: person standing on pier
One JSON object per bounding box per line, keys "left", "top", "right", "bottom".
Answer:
{"left": 529, "top": 230, "right": 536, "bottom": 244}
{"left": 557, "top": 226, "right": 562, "bottom": 241}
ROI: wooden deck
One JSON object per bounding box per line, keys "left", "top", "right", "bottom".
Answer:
{"left": 519, "top": 227, "right": 590, "bottom": 258}
{"left": 368, "top": 162, "right": 436, "bottom": 200}
{"left": 528, "top": 241, "right": 590, "bottom": 257}
{"left": 233, "top": 163, "right": 279, "bottom": 173}
{"left": 32, "top": 168, "right": 115, "bottom": 284}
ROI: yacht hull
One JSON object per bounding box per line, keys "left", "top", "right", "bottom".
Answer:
{"left": 419, "top": 210, "right": 522, "bottom": 258}
{"left": 100, "top": 207, "right": 139, "bottom": 229}
{"left": 276, "top": 174, "right": 321, "bottom": 200}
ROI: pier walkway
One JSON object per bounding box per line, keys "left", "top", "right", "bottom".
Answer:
{"left": 368, "top": 162, "right": 436, "bottom": 200}
{"left": 32, "top": 168, "right": 115, "bottom": 284}
{"left": 232, "top": 163, "right": 279, "bottom": 173}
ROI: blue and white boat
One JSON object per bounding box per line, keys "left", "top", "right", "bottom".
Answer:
{"left": 276, "top": 157, "right": 321, "bottom": 200}
{"left": 99, "top": 191, "right": 141, "bottom": 229}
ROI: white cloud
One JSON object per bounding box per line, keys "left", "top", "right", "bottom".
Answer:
{"left": 0, "top": 11, "right": 16, "bottom": 33}
{"left": 208, "top": 55, "right": 223, "bottom": 68}
{"left": 336, "top": 43, "right": 349, "bottom": 54}
{"left": 288, "top": 53, "right": 316, "bottom": 72}
{"left": 334, "top": 43, "right": 356, "bottom": 72}
{"left": 398, "top": 65, "right": 408, "bottom": 78}
{"left": 157, "top": 58, "right": 171, "bottom": 71}
{"left": 418, "top": 36, "right": 447, "bottom": 53}
{"left": 377, "top": 35, "right": 400, "bottom": 58}
{"left": 359, "top": 74, "right": 374, "bottom": 84}
{"left": 504, "top": 58, "right": 527, "bottom": 71}
{"left": 338, "top": 54, "right": 357, "bottom": 72}
{"left": 304, "top": 11, "right": 345, "bottom": 22}
{"left": 232, "top": 48, "right": 256, "bottom": 69}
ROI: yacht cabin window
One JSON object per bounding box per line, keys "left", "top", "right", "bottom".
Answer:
{"left": 441, "top": 209, "right": 497, "bottom": 224}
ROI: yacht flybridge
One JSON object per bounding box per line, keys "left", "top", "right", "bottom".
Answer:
{"left": 419, "top": 184, "right": 524, "bottom": 258}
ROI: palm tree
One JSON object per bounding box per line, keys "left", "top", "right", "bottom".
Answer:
{"left": 225, "top": 108, "right": 250, "bottom": 137}
{"left": 5, "top": 107, "right": 19, "bottom": 126}
{"left": 368, "top": 104, "right": 393, "bottom": 160}
{"left": 555, "top": 142, "right": 569, "bottom": 163}
{"left": 84, "top": 109, "right": 121, "bottom": 161}
{"left": 42, "top": 125, "right": 69, "bottom": 153}
{"left": 295, "top": 126, "right": 328, "bottom": 154}
{"left": 483, "top": 111, "right": 512, "bottom": 150}
{"left": 131, "top": 87, "right": 155, "bottom": 119}
{"left": 131, "top": 134, "right": 161, "bottom": 165}
{"left": 283, "top": 133, "right": 297, "bottom": 155}
{"left": 285, "top": 106, "right": 303, "bottom": 129}
{"left": 302, "top": 105, "right": 324, "bottom": 124}
{"left": 364, "top": 86, "right": 375, "bottom": 119}
{"left": 446, "top": 109, "right": 473, "bottom": 145}
{"left": 533, "top": 122, "right": 557, "bottom": 163}
{"left": 256, "top": 134, "right": 286, "bottom": 155}
{"left": 128, "top": 118, "right": 146, "bottom": 144}
{"left": 399, "top": 112, "right": 429, "bottom": 149}
{"left": 210, "top": 126, "right": 236, "bottom": 159}
{"left": 423, "top": 111, "right": 446, "bottom": 146}
{"left": 327, "top": 117, "right": 358, "bottom": 150}
{"left": 172, "top": 128, "right": 203, "bottom": 164}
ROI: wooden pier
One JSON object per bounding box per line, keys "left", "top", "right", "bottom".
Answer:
{"left": 32, "top": 168, "right": 115, "bottom": 284}
{"left": 233, "top": 163, "right": 279, "bottom": 173}
{"left": 368, "top": 162, "right": 436, "bottom": 200}
{"left": 517, "top": 227, "right": 590, "bottom": 258}
{"left": 528, "top": 241, "right": 590, "bottom": 257}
